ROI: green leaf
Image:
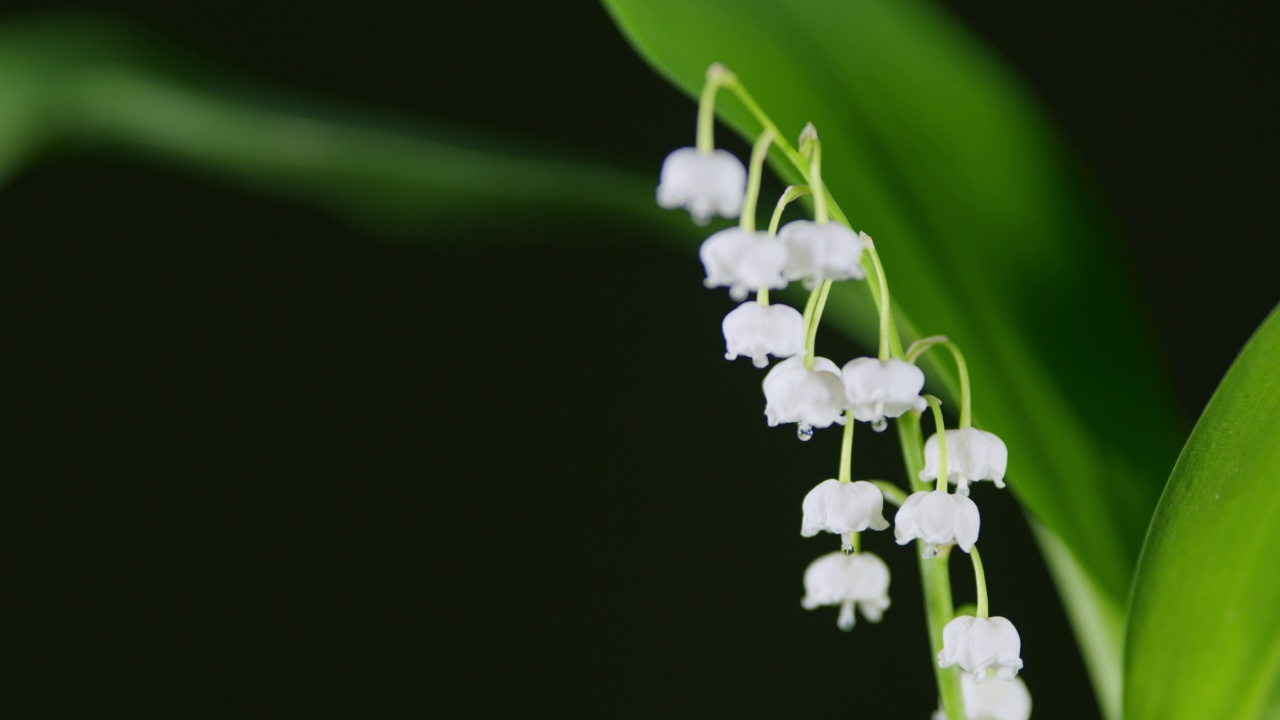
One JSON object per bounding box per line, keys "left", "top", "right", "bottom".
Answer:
{"left": 0, "top": 16, "right": 683, "bottom": 242}
{"left": 1125, "top": 305, "right": 1280, "bottom": 720}
{"left": 602, "top": 0, "right": 1182, "bottom": 713}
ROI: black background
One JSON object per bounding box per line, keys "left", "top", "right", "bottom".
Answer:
{"left": 0, "top": 1, "right": 1273, "bottom": 717}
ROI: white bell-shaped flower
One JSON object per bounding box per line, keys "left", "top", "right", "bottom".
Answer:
{"left": 894, "top": 489, "right": 980, "bottom": 557}
{"left": 779, "top": 220, "right": 867, "bottom": 288}
{"left": 656, "top": 147, "right": 747, "bottom": 223}
{"left": 841, "top": 357, "right": 927, "bottom": 431}
{"left": 931, "top": 672, "right": 1032, "bottom": 720}
{"left": 763, "top": 356, "right": 847, "bottom": 432}
{"left": 699, "top": 228, "right": 788, "bottom": 301}
{"left": 920, "top": 428, "right": 1009, "bottom": 496}
{"left": 938, "top": 615, "right": 1024, "bottom": 682}
{"left": 722, "top": 302, "right": 806, "bottom": 368}
{"left": 801, "top": 479, "right": 889, "bottom": 551}
{"left": 800, "top": 550, "right": 891, "bottom": 631}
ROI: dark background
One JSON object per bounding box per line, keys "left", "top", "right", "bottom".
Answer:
{"left": 0, "top": 1, "right": 1273, "bottom": 717}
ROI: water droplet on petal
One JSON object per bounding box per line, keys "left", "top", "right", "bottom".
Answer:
{"left": 872, "top": 418, "right": 888, "bottom": 433}
{"left": 797, "top": 424, "right": 815, "bottom": 442}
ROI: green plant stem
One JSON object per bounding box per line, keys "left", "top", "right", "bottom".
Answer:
{"left": 971, "top": 545, "right": 989, "bottom": 618}
{"left": 801, "top": 284, "right": 821, "bottom": 334}
{"left": 723, "top": 77, "right": 854, "bottom": 229}
{"left": 872, "top": 480, "right": 908, "bottom": 507}
{"left": 906, "top": 336, "right": 972, "bottom": 429}
{"left": 739, "top": 128, "right": 775, "bottom": 232}
{"left": 838, "top": 411, "right": 855, "bottom": 483}
{"left": 899, "top": 411, "right": 965, "bottom": 720}
{"left": 925, "top": 395, "right": 949, "bottom": 493}
{"left": 761, "top": 184, "right": 810, "bottom": 305}
{"left": 768, "top": 185, "right": 810, "bottom": 235}
{"left": 807, "top": 134, "right": 829, "bottom": 224}
{"left": 803, "top": 280, "right": 832, "bottom": 369}
{"left": 867, "top": 245, "right": 892, "bottom": 361}
{"left": 696, "top": 66, "right": 731, "bottom": 153}
{"left": 722, "top": 77, "right": 898, "bottom": 359}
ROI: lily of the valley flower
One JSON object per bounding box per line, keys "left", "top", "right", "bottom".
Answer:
{"left": 938, "top": 615, "right": 1024, "bottom": 682}
{"left": 801, "top": 550, "right": 891, "bottom": 631}
{"left": 778, "top": 220, "right": 867, "bottom": 288}
{"left": 841, "top": 357, "right": 927, "bottom": 431}
{"left": 699, "top": 228, "right": 788, "bottom": 301}
{"left": 722, "top": 302, "right": 806, "bottom": 368}
{"left": 931, "top": 672, "right": 1032, "bottom": 720}
{"left": 920, "top": 427, "right": 1009, "bottom": 496}
{"left": 801, "top": 479, "right": 889, "bottom": 550}
{"left": 763, "top": 356, "right": 847, "bottom": 431}
{"left": 894, "top": 490, "right": 980, "bottom": 557}
{"left": 656, "top": 147, "right": 747, "bottom": 223}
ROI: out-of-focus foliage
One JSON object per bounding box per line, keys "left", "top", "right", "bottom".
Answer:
{"left": 0, "top": 16, "right": 680, "bottom": 240}
{"left": 1125, "top": 306, "right": 1280, "bottom": 720}
{"left": 601, "top": 1, "right": 1183, "bottom": 715}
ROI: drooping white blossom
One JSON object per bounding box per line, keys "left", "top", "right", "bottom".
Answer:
{"left": 763, "top": 356, "right": 847, "bottom": 432}
{"left": 920, "top": 428, "right": 1009, "bottom": 496}
{"left": 656, "top": 147, "right": 747, "bottom": 223}
{"left": 931, "top": 672, "right": 1032, "bottom": 720}
{"left": 722, "top": 302, "right": 806, "bottom": 368}
{"left": 800, "top": 550, "right": 891, "bottom": 631}
{"left": 801, "top": 479, "right": 889, "bottom": 550}
{"left": 841, "top": 357, "right": 927, "bottom": 431}
{"left": 699, "top": 228, "right": 788, "bottom": 301}
{"left": 778, "top": 220, "right": 867, "bottom": 288}
{"left": 894, "top": 489, "right": 980, "bottom": 557}
{"left": 938, "top": 616, "right": 1024, "bottom": 682}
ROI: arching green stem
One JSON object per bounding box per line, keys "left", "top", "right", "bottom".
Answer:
{"left": 696, "top": 64, "right": 733, "bottom": 154}
{"left": 866, "top": 246, "right": 892, "bottom": 361}
{"left": 838, "top": 411, "right": 855, "bottom": 484}
{"left": 718, "top": 74, "right": 856, "bottom": 237}
{"left": 740, "top": 129, "right": 775, "bottom": 233}
{"left": 925, "top": 394, "right": 949, "bottom": 493}
{"left": 803, "top": 280, "right": 832, "bottom": 370}
{"left": 972, "top": 545, "right": 989, "bottom": 618}
{"left": 768, "top": 185, "right": 810, "bottom": 236}
{"left": 761, "top": 184, "right": 810, "bottom": 306}
{"left": 717, "top": 73, "right": 901, "bottom": 360}
{"left": 906, "top": 336, "right": 973, "bottom": 429}
{"left": 800, "top": 125, "right": 829, "bottom": 224}
{"left": 871, "top": 480, "right": 908, "bottom": 507}
{"left": 801, "top": 284, "right": 821, "bottom": 336}
{"left": 898, "top": 411, "right": 966, "bottom": 720}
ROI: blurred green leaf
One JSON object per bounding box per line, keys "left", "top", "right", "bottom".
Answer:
{"left": 1125, "top": 305, "right": 1280, "bottom": 720}
{"left": 0, "top": 15, "right": 683, "bottom": 241}
{"left": 602, "top": 0, "right": 1183, "bottom": 713}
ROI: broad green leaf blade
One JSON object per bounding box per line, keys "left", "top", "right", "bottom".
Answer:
{"left": 603, "top": 1, "right": 1182, "bottom": 713}
{"left": 1125, "top": 306, "right": 1280, "bottom": 720}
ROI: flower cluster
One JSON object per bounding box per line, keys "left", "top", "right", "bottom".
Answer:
{"left": 657, "top": 64, "right": 1028, "bottom": 719}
